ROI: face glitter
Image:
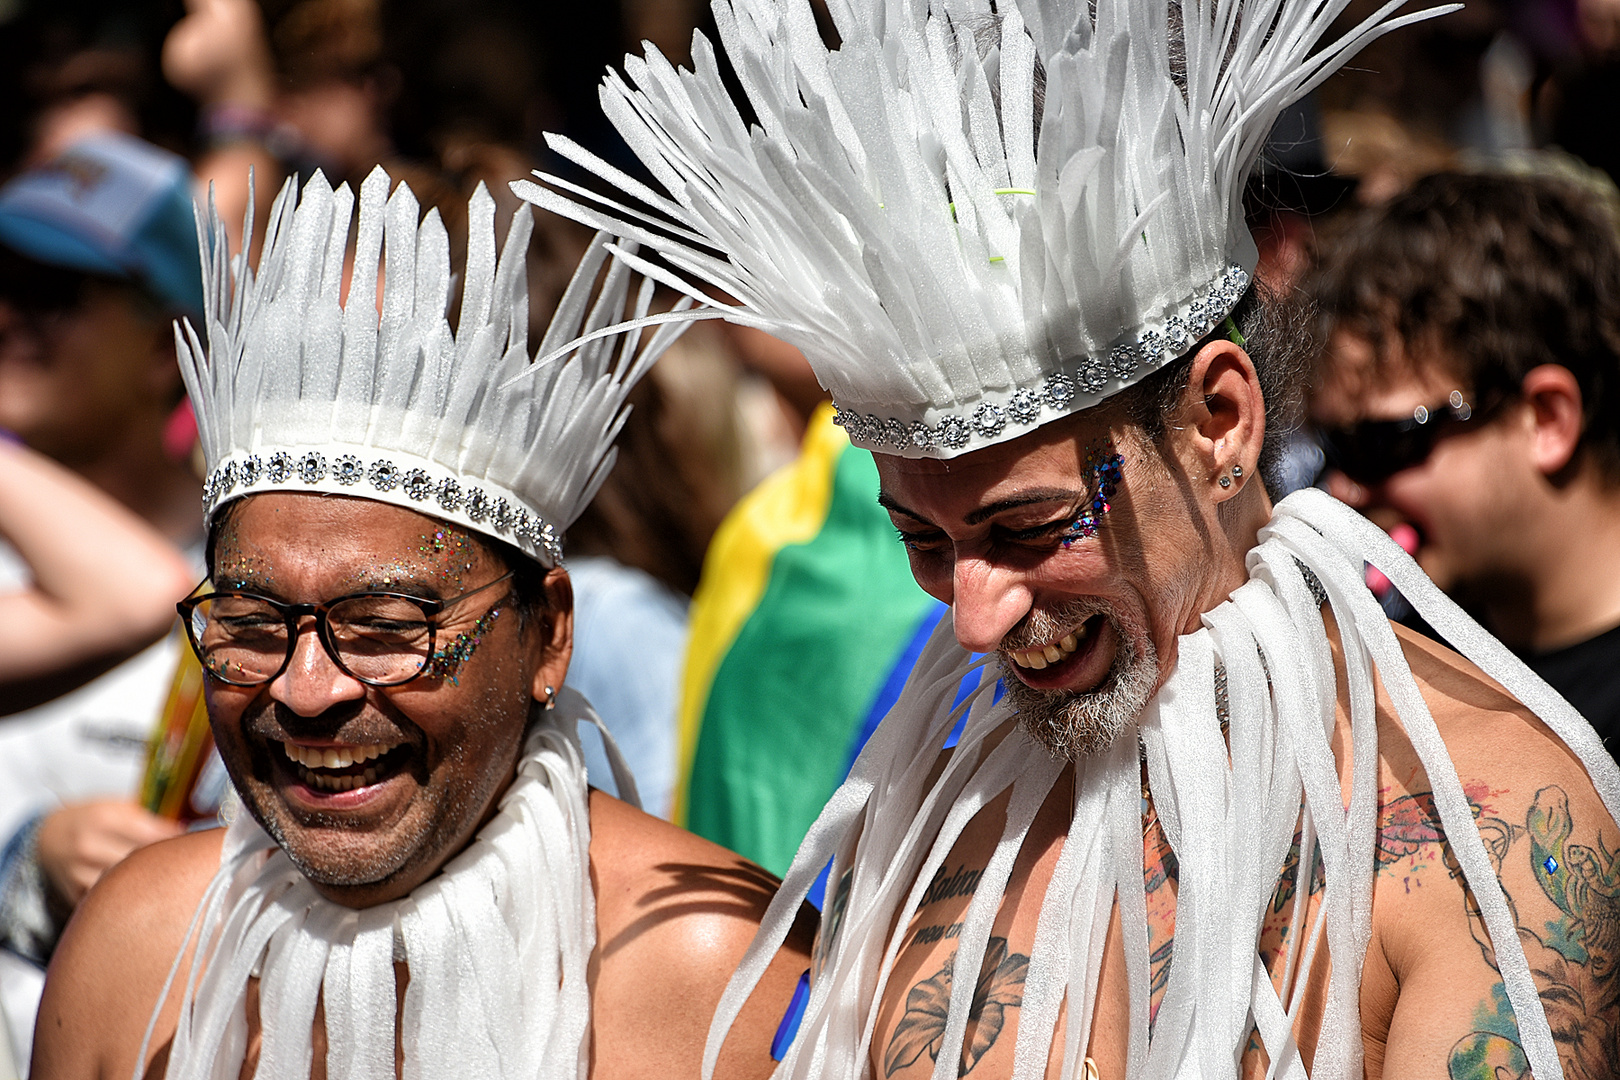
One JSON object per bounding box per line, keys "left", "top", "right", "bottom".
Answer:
{"left": 419, "top": 528, "right": 475, "bottom": 591}
{"left": 427, "top": 604, "right": 504, "bottom": 686}
{"left": 1061, "top": 446, "right": 1125, "bottom": 547}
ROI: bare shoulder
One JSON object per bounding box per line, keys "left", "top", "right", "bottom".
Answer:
{"left": 1363, "top": 623, "right": 1620, "bottom": 1080}
{"left": 587, "top": 791, "right": 814, "bottom": 1080}
{"left": 1392, "top": 620, "right": 1604, "bottom": 788}
{"left": 33, "top": 828, "right": 224, "bottom": 1080}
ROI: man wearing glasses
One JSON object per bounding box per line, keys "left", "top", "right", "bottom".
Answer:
{"left": 1310, "top": 170, "right": 1620, "bottom": 764}
{"left": 29, "top": 171, "right": 811, "bottom": 1078}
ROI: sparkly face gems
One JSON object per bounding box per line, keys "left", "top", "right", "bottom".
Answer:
{"left": 426, "top": 604, "right": 504, "bottom": 685}
{"left": 1061, "top": 446, "right": 1125, "bottom": 547}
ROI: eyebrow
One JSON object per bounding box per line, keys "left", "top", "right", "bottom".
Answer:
{"left": 878, "top": 487, "right": 1090, "bottom": 528}
{"left": 209, "top": 571, "right": 443, "bottom": 601}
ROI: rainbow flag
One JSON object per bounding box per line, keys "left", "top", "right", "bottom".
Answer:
{"left": 676, "top": 403, "right": 942, "bottom": 877}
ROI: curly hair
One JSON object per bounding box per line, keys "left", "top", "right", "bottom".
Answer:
{"left": 1307, "top": 170, "right": 1620, "bottom": 482}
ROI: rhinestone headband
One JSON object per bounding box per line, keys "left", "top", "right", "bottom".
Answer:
{"left": 179, "top": 168, "right": 689, "bottom": 573}
{"left": 203, "top": 447, "right": 563, "bottom": 565}
{"left": 832, "top": 265, "right": 1249, "bottom": 455}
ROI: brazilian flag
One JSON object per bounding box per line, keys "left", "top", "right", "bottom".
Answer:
{"left": 676, "top": 403, "right": 942, "bottom": 878}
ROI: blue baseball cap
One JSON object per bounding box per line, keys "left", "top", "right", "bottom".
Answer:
{"left": 0, "top": 132, "right": 204, "bottom": 320}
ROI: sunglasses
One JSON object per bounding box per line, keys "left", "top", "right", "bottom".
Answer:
{"left": 1316, "top": 390, "right": 1502, "bottom": 486}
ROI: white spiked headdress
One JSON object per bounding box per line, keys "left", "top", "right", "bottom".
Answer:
{"left": 515, "top": 0, "right": 1455, "bottom": 458}
{"left": 179, "top": 166, "right": 688, "bottom": 564}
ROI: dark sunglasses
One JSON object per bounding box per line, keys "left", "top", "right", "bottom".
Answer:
{"left": 1316, "top": 390, "right": 1503, "bottom": 486}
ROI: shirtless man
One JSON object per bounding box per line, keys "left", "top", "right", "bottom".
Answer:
{"left": 30, "top": 171, "right": 811, "bottom": 1078}
{"left": 867, "top": 352, "right": 1619, "bottom": 1077}
{"left": 510, "top": 0, "right": 1620, "bottom": 1074}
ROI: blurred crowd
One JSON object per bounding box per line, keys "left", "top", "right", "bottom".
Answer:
{"left": 2, "top": 0, "right": 1620, "bottom": 1073}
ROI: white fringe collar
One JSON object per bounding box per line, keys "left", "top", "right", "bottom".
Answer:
{"left": 706, "top": 490, "right": 1620, "bottom": 1080}
{"left": 142, "top": 688, "right": 635, "bottom": 1080}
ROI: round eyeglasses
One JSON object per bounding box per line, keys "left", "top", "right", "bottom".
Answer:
{"left": 177, "top": 571, "right": 515, "bottom": 688}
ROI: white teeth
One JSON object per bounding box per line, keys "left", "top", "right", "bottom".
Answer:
{"left": 281, "top": 742, "right": 394, "bottom": 775}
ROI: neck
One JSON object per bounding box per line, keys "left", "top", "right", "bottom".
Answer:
{"left": 1198, "top": 482, "right": 1276, "bottom": 622}
{"left": 1472, "top": 470, "right": 1620, "bottom": 652}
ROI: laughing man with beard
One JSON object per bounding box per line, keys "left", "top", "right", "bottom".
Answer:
{"left": 514, "top": 0, "right": 1620, "bottom": 1075}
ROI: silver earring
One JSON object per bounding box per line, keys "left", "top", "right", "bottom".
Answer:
{"left": 1232, "top": 464, "right": 1244, "bottom": 479}
{"left": 1218, "top": 474, "right": 1233, "bottom": 489}
{"left": 543, "top": 685, "right": 557, "bottom": 710}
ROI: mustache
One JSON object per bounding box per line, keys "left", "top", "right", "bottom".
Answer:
{"left": 1000, "top": 598, "right": 1111, "bottom": 653}
{"left": 242, "top": 700, "right": 420, "bottom": 750}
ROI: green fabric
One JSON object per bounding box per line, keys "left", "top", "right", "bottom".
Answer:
{"left": 685, "top": 444, "right": 935, "bottom": 875}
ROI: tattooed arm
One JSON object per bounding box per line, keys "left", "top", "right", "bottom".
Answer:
{"left": 1363, "top": 625, "right": 1620, "bottom": 1080}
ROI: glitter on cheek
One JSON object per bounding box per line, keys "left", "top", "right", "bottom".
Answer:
{"left": 1061, "top": 445, "right": 1125, "bottom": 548}
{"left": 426, "top": 605, "right": 503, "bottom": 686}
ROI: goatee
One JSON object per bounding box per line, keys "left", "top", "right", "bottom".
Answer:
{"left": 999, "top": 602, "right": 1158, "bottom": 759}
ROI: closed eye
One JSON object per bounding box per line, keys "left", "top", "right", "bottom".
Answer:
{"left": 895, "top": 527, "right": 947, "bottom": 552}
{"left": 1001, "top": 517, "right": 1076, "bottom": 543}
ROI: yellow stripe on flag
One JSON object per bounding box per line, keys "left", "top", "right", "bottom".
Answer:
{"left": 673, "top": 403, "right": 848, "bottom": 826}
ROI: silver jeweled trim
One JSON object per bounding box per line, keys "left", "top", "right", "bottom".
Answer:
{"left": 832, "top": 263, "right": 1248, "bottom": 456}
{"left": 201, "top": 452, "right": 564, "bottom": 564}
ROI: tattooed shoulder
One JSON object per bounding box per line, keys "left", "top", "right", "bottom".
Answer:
{"left": 1381, "top": 783, "right": 1620, "bottom": 1080}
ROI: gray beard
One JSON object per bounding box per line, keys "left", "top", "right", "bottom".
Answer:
{"left": 999, "top": 604, "right": 1159, "bottom": 760}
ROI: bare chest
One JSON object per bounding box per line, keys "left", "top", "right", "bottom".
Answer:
{"left": 866, "top": 782, "right": 1342, "bottom": 1080}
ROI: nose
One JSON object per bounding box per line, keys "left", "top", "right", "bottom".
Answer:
{"left": 268, "top": 621, "right": 367, "bottom": 715}
{"left": 949, "top": 554, "right": 1035, "bottom": 654}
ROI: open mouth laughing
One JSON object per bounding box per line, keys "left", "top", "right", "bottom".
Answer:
{"left": 1007, "top": 614, "right": 1101, "bottom": 670}
{"left": 276, "top": 740, "right": 413, "bottom": 798}
{"left": 1002, "top": 611, "right": 1119, "bottom": 693}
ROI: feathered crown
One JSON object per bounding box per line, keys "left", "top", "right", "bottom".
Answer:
{"left": 514, "top": 0, "right": 1454, "bottom": 458}
{"left": 178, "top": 166, "right": 689, "bottom": 565}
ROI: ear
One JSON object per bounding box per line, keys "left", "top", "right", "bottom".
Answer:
{"left": 1170, "top": 338, "right": 1267, "bottom": 503}
{"left": 1520, "top": 364, "right": 1584, "bottom": 476}
{"left": 529, "top": 566, "right": 575, "bottom": 703}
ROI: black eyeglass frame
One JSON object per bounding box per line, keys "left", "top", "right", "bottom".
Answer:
{"left": 1315, "top": 389, "right": 1508, "bottom": 487}
{"left": 177, "top": 570, "right": 516, "bottom": 688}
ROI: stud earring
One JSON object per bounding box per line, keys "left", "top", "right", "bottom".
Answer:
{"left": 1218, "top": 474, "right": 1232, "bottom": 489}
{"left": 1232, "top": 464, "right": 1243, "bottom": 479}
{"left": 543, "top": 685, "right": 557, "bottom": 710}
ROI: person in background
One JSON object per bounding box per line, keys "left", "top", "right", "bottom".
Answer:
{"left": 0, "top": 131, "right": 204, "bottom": 1070}
{"left": 1308, "top": 168, "right": 1620, "bottom": 763}
{"left": 0, "top": 440, "right": 193, "bottom": 685}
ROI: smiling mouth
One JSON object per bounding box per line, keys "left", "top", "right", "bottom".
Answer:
{"left": 280, "top": 741, "right": 410, "bottom": 794}
{"left": 1008, "top": 615, "right": 1101, "bottom": 670}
